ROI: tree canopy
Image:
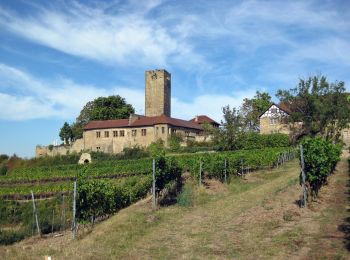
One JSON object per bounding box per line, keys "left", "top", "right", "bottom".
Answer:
{"left": 240, "top": 91, "right": 272, "bottom": 131}
{"left": 67, "top": 95, "right": 135, "bottom": 140}
{"left": 59, "top": 122, "right": 73, "bottom": 145}
{"left": 276, "top": 75, "right": 350, "bottom": 141}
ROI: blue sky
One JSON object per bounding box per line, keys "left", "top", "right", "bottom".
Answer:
{"left": 0, "top": 0, "right": 349, "bottom": 158}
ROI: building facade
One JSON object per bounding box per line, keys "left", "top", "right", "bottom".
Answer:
{"left": 259, "top": 104, "right": 350, "bottom": 146}
{"left": 36, "top": 69, "right": 217, "bottom": 157}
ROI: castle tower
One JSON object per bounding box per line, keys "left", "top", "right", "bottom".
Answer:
{"left": 145, "top": 69, "right": 171, "bottom": 117}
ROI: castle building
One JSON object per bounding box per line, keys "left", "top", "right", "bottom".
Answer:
{"left": 36, "top": 69, "right": 218, "bottom": 157}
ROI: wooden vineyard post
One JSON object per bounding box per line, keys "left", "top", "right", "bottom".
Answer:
{"left": 152, "top": 158, "right": 156, "bottom": 209}
{"left": 31, "top": 191, "right": 41, "bottom": 236}
{"left": 300, "top": 145, "right": 307, "bottom": 207}
{"left": 199, "top": 161, "right": 202, "bottom": 186}
{"left": 72, "top": 181, "right": 77, "bottom": 239}
{"left": 51, "top": 208, "right": 55, "bottom": 234}
{"left": 61, "top": 194, "right": 65, "bottom": 231}
{"left": 224, "top": 159, "right": 227, "bottom": 183}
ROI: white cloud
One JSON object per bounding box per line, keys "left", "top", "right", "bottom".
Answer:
{"left": 0, "top": 63, "right": 254, "bottom": 122}
{"left": 172, "top": 90, "right": 256, "bottom": 122}
{"left": 0, "top": 2, "right": 187, "bottom": 67}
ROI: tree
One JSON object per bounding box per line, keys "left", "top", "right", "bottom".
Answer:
{"left": 214, "top": 105, "right": 243, "bottom": 150}
{"left": 276, "top": 75, "right": 350, "bottom": 141}
{"left": 72, "top": 95, "right": 135, "bottom": 139}
{"left": 240, "top": 91, "right": 272, "bottom": 131}
{"left": 59, "top": 122, "right": 73, "bottom": 145}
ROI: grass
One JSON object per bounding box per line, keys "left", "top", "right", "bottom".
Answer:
{"left": 1, "top": 156, "right": 349, "bottom": 259}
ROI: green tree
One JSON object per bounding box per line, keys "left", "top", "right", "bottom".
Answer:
{"left": 59, "top": 122, "right": 73, "bottom": 145}
{"left": 240, "top": 91, "right": 272, "bottom": 131}
{"left": 168, "top": 133, "right": 183, "bottom": 152}
{"left": 214, "top": 105, "right": 243, "bottom": 150}
{"left": 276, "top": 75, "right": 350, "bottom": 141}
{"left": 72, "top": 95, "right": 135, "bottom": 139}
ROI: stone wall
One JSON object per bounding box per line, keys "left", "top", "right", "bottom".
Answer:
{"left": 35, "top": 139, "right": 84, "bottom": 158}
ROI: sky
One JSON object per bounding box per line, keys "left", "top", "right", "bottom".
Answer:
{"left": 0, "top": 0, "right": 349, "bottom": 158}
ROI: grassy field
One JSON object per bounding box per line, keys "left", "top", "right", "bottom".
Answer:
{"left": 1, "top": 153, "right": 349, "bottom": 259}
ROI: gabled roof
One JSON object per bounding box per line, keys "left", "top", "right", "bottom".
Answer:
{"left": 258, "top": 103, "right": 291, "bottom": 118}
{"left": 84, "top": 114, "right": 203, "bottom": 131}
{"left": 189, "top": 115, "right": 220, "bottom": 125}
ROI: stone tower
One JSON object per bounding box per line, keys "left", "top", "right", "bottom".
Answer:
{"left": 145, "top": 69, "right": 171, "bottom": 117}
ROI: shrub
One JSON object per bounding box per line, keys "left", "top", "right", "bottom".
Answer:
{"left": 0, "top": 229, "right": 26, "bottom": 245}
{"left": 301, "top": 137, "right": 341, "bottom": 198}
{"left": 177, "top": 183, "right": 193, "bottom": 207}
{"left": 0, "top": 165, "right": 7, "bottom": 176}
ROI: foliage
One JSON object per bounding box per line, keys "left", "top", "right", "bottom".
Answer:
{"left": 238, "top": 132, "right": 290, "bottom": 150}
{"left": 77, "top": 178, "right": 117, "bottom": 221}
{"left": 0, "top": 165, "right": 7, "bottom": 176}
{"left": 168, "top": 133, "right": 183, "bottom": 152}
{"left": 154, "top": 156, "right": 182, "bottom": 194}
{"left": 0, "top": 229, "right": 26, "bottom": 245}
{"left": 277, "top": 75, "right": 350, "bottom": 141}
{"left": 122, "top": 146, "right": 150, "bottom": 159}
{"left": 214, "top": 105, "right": 243, "bottom": 151}
{"left": 0, "top": 154, "right": 9, "bottom": 164}
{"left": 76, "top": 156, "right": 180, "bottom": 221}
{"left": 59, "top": 122, "right": 73, "bottom": 145}
{"left": 300, "top": 137, "right": 341, "bottom": 198}
{"left": 72, "top": 95, "right": 134, "bottom": 139}
{"left": 177, "top": 182, "right": 194, "bottom": 207}
{"left": 240, "top": 91, "right": 272, "bottom": 131}
{"left": 148, "top": 139, "right": 166, "bottom": 157}
{"left": 48, "top": 144, "right": 54, "bottom": 151}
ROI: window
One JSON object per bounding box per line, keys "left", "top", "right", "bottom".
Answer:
{"left": 96, "top": 146, "right": 100, "bottom": 150}
{"left": 271, "top": 108, "right": 277, "bottom": 114}
{"left": 270, "top": 118, "right": 278, "bottom": 125}
{"left": 104, "top": 131, "right": 109, "bottom": 138}
{"left": 119, "top": 130, "right": 125, "bottom": 137}
{"left": 171, "top": 129, "right": 177, "bottom": 133}
{"left": 113, "top": 130, "right": 118, "bottom": 137}
{"left": 132, "top": 129, "right": 137, "bottom": 136}
{"left": 161, "top": 127, "right": 165, "bottom": 134}
{"left": 141, "top": 129, "right": 147, "bottom": 136}
{"left": 96, "top": 131, "right": 101, "bottom": 138}
{"left": 344, "top": 131, "right": 348, "bottom": 137}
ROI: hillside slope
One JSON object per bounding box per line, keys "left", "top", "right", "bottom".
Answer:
{"left": 1, "top": 155, "right": 349, "bottom": 259}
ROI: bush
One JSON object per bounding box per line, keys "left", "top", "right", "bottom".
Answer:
{"left": 121, "top": 146, "right": 149, "bottom": 159}
{"left": 168, "top": 134, "right": 183, "bottom": 152}
{"left": 0, "top": 229, "right": 26, "bottom": 245}
{"left": 0, "top": 165, "right": 7, "bottom": 176}
{"left": 177, "top": 183, "right": 193, "bottom": 207}
{"left": 301, "top": 137, "right": 341, "bottom": 198}
{"left": 0, "top": 154, "right": 9, "bottom": 164}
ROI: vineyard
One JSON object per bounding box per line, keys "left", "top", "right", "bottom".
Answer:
{"left": 0, "top": 147, "right": 295, "bottom": 245}
{"left": 0, "top": 147, "right": 293, "bottom": 199}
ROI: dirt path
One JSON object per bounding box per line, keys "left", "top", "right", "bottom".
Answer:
{"left": 1, "top": 155, "right": 349, "bottom": 259}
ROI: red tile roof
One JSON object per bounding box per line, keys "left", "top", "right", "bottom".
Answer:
{"left": 189, "top": 115, "right": 220, "bottom": 125}
{"left": 84, "top": 114, "right": 203, "bottom": 131}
